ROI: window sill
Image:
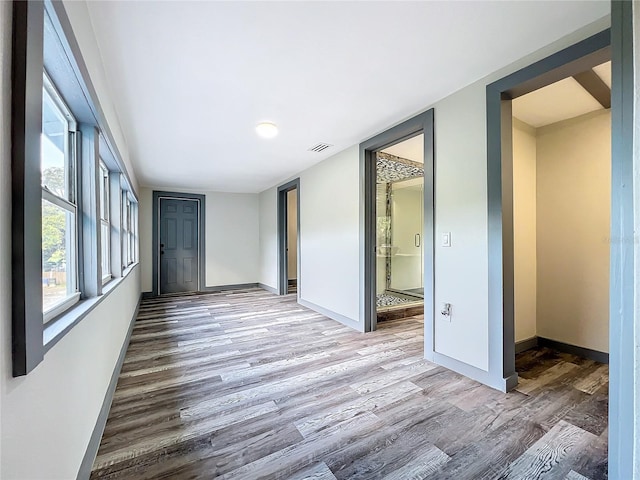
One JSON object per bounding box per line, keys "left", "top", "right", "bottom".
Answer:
{"left": 43, "top": 263, "right": 139, "bottom": 353}
{"left": 43, "top": 292, "right": 81, "bottom": 324}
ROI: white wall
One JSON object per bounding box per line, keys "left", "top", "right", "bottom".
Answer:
{"left": 536, "top": 110, "right": 611, "bottom": 353}
{"left": 256, "top": 18, "right": 610, "bottom": 377}
{"left": 259, "top": 146, "right": 361, "bottom": 327}
{"left": 139, "top": 187, "right": 260, "bottom": 292}
{"left": 0, "top": 4, "right": 143, "bottom": 478}
{"left": 2, "top": 269, "right": 140, "bottom": 480}
{"left": 259, "top": 188, "right": 278, "bottom": 290}
{"left": 205, "top": 192, "right": 260, "bottom": 286}
{"left": 0, "top": 2, "right": 12, "bottom": 476}
{"left": 513, "top": 119, "right": 538, "bottom": 343}
{"left": 62, "top": 1, "right": 138, "bottom": 193}
{"left": 432, "top": 81, "right": 491, "bottom": 370}
{"left": 300, "top": 146, "right": 361, "bottom": 323}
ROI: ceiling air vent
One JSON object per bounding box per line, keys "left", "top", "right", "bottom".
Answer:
{"left": 307, "top": 142, "right": 333, "bottom": 153}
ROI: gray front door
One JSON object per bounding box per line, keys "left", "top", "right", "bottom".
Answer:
{"left": 159, "top": 198, "right": 199, "bottom": 294}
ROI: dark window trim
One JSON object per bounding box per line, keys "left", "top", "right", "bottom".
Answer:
{"left": 11, "top": 0, "right": 45, "bottom": 376}
{"left": 277, "top": 178, "right": 300, "bottom": 296}
{"left": 359, "top": 109, "right": 435, "bottom": 336}
{"left": 152, "top": 191, "right": 206, "bottom": 297}
{"left": 11, "top": 1, "right": 140, "bottom": 376}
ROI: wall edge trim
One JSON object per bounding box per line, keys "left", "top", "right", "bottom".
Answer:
{"left": 200, "top": 283, "right": 259, "bottom": 293}
{"left": 298, "top": 298, "right": 361, "bottom": 332}
{"left": 432, "top": 352, "right": 513, "bottom": 392}
{"left": 538, "top": 336, "right": 609, "bottom": 364}
{"left": 515, "top": 336, "right": 539, "bottom": 354}
{"left": 76, "top": 294, "right": 141, "bottom": 480}
{"left": 258, "top": 283, "right": 278, "bottom": 295}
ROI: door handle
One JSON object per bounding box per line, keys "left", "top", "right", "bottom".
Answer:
{"left": 415, "top": 234, "right": 421, "bottom": 248}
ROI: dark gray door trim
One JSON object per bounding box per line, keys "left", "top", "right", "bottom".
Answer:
{"left": 608, "top": 1, "right": 635, "bottom": 478}
{"left": 152, "top": 191, "right": 206, "bottom": 297}
{"left": 359, "top": 109, "right": 435, "bottom": 341}
{"left": 277, "top": 178, "right": 300, "bottom": 296}
{"left": 486, "top": 29, "right": 610, "bottom": 392}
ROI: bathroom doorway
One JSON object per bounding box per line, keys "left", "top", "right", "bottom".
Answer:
{"left": 360, "top": 109, "right": 434, "bottom": 338}
{"left": 375, "top": 136, "right": 425, "bottom": 321}
{"left": 277, "top": 178, "right": 300, "bottom": 296}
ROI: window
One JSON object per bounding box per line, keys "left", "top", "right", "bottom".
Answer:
{"left": 12, "top": 2, "right": 141, "bottom": 375}
{"left": 41, "top": 74, "right": 79, "bottom": 322}
{"left": 121, "top": 192, "right": 137, "bottom": 268}
{"left": 99, "top": 161, "right": 111, "bottom": 283}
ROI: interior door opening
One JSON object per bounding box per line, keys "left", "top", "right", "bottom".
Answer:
{"left": 159, "top": 198, "right": 199, "bottom": 294}
{"left": 376, "top": 135, "right": 425, "bottom": 322}
{"left": 152, "top": 191, "right": 205, "bottom": 297}
{"left": 511, "top": 60, "right": 612, "bottom": 371}
{"left": 277, "top": 179, "right": 300, "bottom": 296}
{"left": 360, "top": 108, "right": 434, "bottom": 340}
{"left": 286, "top": 188, "right": 298, "bottom": 294}
{"left": 489, "top": 35, "right": 611, "bottom": 475}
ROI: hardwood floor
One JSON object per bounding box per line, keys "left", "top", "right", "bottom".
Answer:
{"left": 91, "top": 288, "right": 608, "bottom": 479}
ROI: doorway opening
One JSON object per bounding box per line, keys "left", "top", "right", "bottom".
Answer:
{"left": 277, "top": 179, "right": 300, "bottom": 296}
{"left": 152, "top": 191, "right": 206, "bottom": 296}
{"left": 509, "top": 62, "right": 611, "bottom": 472}
{"left": 360, "top": 109, "right": 434, "bottom": 343}
{"left": 512, "top": 61, "right": 611, "bottom": 369}
{"left": 486, "top": 29, "right": 611, "bottom": 391}
{"left": 487, "top": 28, "right": 613, "bottom": 476}
{"left": 375, "top": 135, "right": 425, "bottom": 322}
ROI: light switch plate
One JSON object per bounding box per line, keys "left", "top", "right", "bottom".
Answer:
{"left": 442, "top": 232, "right": 451, "bottom": 247}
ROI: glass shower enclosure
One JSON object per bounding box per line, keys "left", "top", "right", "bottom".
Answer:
{"left": 376, "top": 150, "right": 424, "bottom": 311}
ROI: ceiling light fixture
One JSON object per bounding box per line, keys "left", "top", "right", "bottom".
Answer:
{"left": 256, "top": 122, "right": 278, "bottom": 139}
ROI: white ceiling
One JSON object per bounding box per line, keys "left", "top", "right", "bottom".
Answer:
{"left": 85, "top": 1, "right": 609, "bottom": 193}
{"left": 512, "top": 61, "right": 611, "bottom": 128}
{"left": 382, "top": 134, "right": 424, "bottom": 164}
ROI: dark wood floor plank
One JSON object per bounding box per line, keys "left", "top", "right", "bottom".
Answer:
{"left": 91, "top": 288, "right": 608, "bottom": 479}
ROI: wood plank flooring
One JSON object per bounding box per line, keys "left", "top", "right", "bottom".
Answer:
{"left": 91, "top": 289, "right": 608, "bottom": 479}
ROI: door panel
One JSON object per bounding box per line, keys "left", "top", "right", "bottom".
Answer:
{"left": 160, "top": 198, "right": 199, "bottom": 294}
{"left": 389, "top": 179, "right": 424, "bottom": 293}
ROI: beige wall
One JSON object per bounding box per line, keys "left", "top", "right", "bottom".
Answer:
{"left": 139, "top": 187, "right": 261, "bottom": 292}
{"left": 287, "top": 189, "right": 297, "bottom": 279}
{"left": 513, "top": 119, "right": 538, "bottom": 342}
{"left": 536, "top": 110, "right": 611, "bottom": 352}
{"left": 513, "top": 110, "right": 610, "bottom": 352}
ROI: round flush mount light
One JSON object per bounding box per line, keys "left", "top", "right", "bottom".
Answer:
{"left": 256, "top": 122, "right": 278, "bottom": 139}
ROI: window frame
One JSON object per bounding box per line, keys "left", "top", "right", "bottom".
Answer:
{"left": 11, "top": 1, "right": 141, "bottom": 376}
{"left": 41, "top": 72, "right": 81, "bottom": 323}
{"left": 99, "top": 159, "right": 111, "bottom": 284}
